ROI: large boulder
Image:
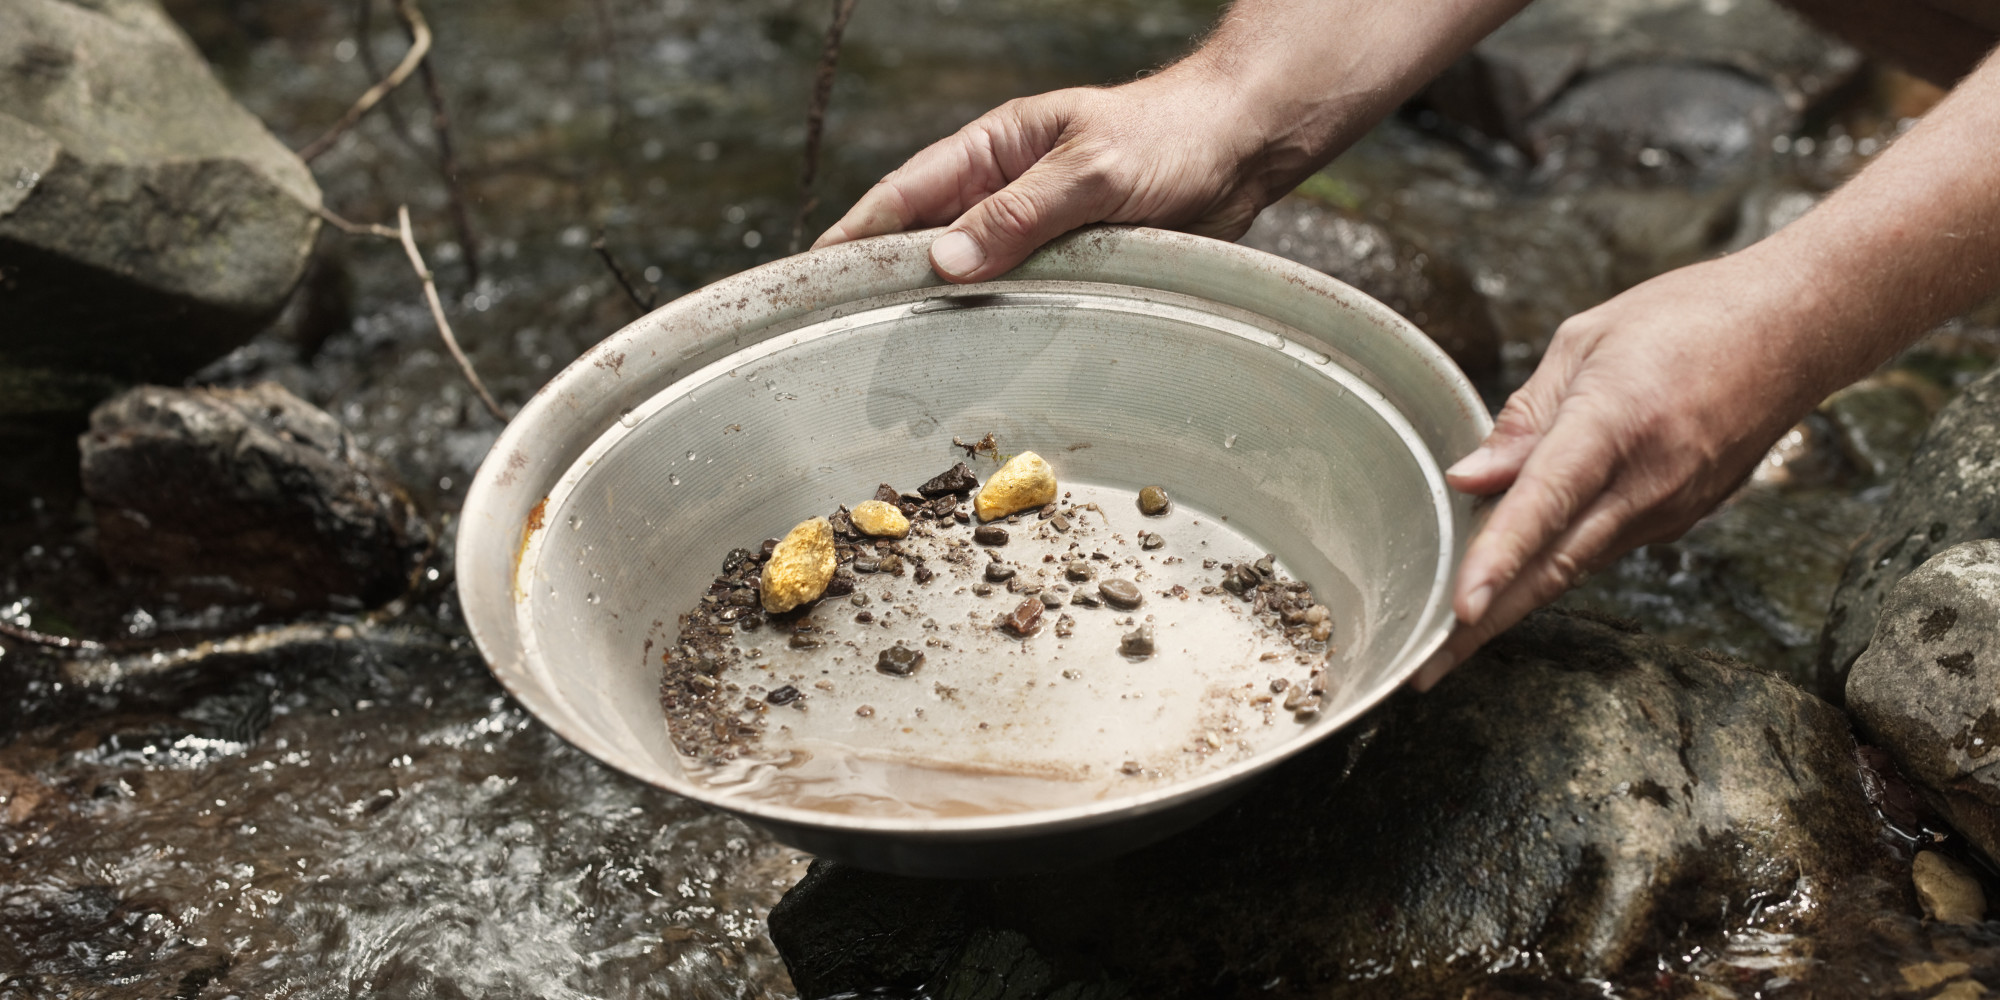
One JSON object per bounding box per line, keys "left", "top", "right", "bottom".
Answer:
{"left": 78, "top": 382, "right": 429, "bottom": 616}
{"left": 0, "top": 0, "right": 322, "bottom": 416}
{"left": 1848, "top": 541, "right": 2000, "bottom": 862}
{"left": 1819, "top": 368, "right": 2000, "bottom": 696}
{"left": 771, "top": 610, "right": 1885, "bottom": 999}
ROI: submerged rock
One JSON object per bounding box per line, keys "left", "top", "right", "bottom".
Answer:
{"left": 770, "top": 610, "right": 1881, "bottom": 998}
{"left": 1848, "top": 541, "right": 2000, "bottom": 863}
{"left": 77, "top": 382, "right": 428, "bottom": 616}
{"left": 0, "top": 0, "right": 322, "bottom": 412}
{"left": 1820, "top": 368, "right": 2000, "bottom": 693}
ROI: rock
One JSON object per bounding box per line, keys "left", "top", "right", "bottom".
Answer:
{"left": 1422, "top": 0, "right": 1860, "bottom": 153}
{"left": 1819, "top": 369, "right": 2000, "bottom": 691}
{"left": 760, "top": 517, "right": 837, "bottom": 614}
{"left": 1239, "top": 198, "right": 1501, "bottom": 381}
{"left": 1818, "top": 374, "right": 1942, "bottom": 483}
{"left": 1136, "top": 485, "right": 1170, "bottom": 517}
{"left": 976, "top": 452, "right": 1057, "bottom": 522}
{"left": 1097, "top": 579, "right": 1141, "bottom": 611}
{"left": 1526, "top": 63, "right": 1794, "bottom": 183}
{"left": 77, "top": 382, "right": 428, "bottom": 615}
{"left": 918, "top": 462, "right": 979, "bottom": 498}
{"left": 0, "top": 0, "right": 322, "bottom": 410}
{"left": 849, "top": 500, "right": 911, "bottom": 539}
{"left": 770, "top": 610, "right": 1883, "bottom": 998}
{"left": 1848, "top": 540, "right": 2000, "bottom": 862}
{"left": 1913, "top": 852, "right": 1987, "bottom": 925}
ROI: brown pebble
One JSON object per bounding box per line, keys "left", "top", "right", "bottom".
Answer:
{"left": 876, "top": 645, "right": 924, "bottom": 676}
{"left": 874, "top": 483, "right": 902, "bottom": 504}
{"left": 1311, "top": 620, "right": 1333, "bottom": 642}
{"left": 1052, "top": 513, "right": 1070, "bottom": 532}
{"left": 1070, "top": 589, "right": 1102, "bottom": 609}
{"left": 854, "top": 611, "right": 874, "bottom": 624}
{"left": 985, "top": 563, "right": 1016, "bottom": 583}
{"left": 1119, "top": 624, "right": 1155, "bottom": 657}
{"left": 919, "top": 462, "right": 980, "bottom": 497}
{"left": 1099, "top": 578, "right": 1143, "bottom": 610}
{"left": 1002, "top": 598, "right": 1043, "bottom": 636}
{"left": 1137, "top": 485, "right": 1170, "bottom": 516}
{"left": 1270, "top": 678, "right": 1289, "bottom": 693}
{"left": 1039, "top": 592, "right": 1063, "bottom": 609}
{"left": 972, "top": 525, "right": 1009, "bottom": 546}
{"left": 766, "top": 685, "right": 801, "bottom": 705}
{"left": 1140, "top": 532, "right": 1165, "bottom": 551}
{"left": 1065, "top": 560, "right": 1093, "bottom": 582}
{"left": 973, "top": 582, "right": 994, "bottom": 597}
{"left": 878, "top": 553, "right": 906, "bottom": 576}
{"left": 856, "top": 705, "right": 875, "bottom": 718}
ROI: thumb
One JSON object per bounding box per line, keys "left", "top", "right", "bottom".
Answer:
{"left": 1445, "top": 372, "right": 1564, "bottom": 496}
{"left": 930, "top": 152, "right": 1119, "bottom": 283}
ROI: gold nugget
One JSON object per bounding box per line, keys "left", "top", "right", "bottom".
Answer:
{"left": 759, "top": 516, "right": 836, "bottom": 613}
{"left": 975, "top": 451, "right": 1057, "bottom": 522}
{"left": 849, "top": 499, "right": 911, "bottom": 538}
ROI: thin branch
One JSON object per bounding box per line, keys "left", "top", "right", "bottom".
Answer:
{"left": 299, "top": 0, "right": 432, "bottom": 162}
{"left": 0, "top": 619, "right": 104, "bottom": 652}
{"left": 310, "top": 201, "right": 398, "bottom": 240}
{"left": 396, "top": 205, "right": 506, "bottom": 421}
{"left": 354, "top": 0, "right": 419, "bottom": 147}
{"left": 592, "top": 230, "right": 655, "bottom": 315}
{"left": 790, "top": 0, "right": 860, "bottom": 253}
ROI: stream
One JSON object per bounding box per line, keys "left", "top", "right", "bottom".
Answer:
{"left": 3, "top": 0, "right": 1994, "bottom": 996}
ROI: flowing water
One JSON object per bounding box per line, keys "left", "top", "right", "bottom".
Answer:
{"left": 2, "top": 0, "right": 1994, "bottom": 996}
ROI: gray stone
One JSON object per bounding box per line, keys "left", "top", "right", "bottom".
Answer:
{"left": 0, "top": 0, "right": 322, "bottom": 412}
{"left": 1525, "top": 63, "right": 1795, "bottom": 183}
{"left": 1848, "top": 540, "right": 2000, "bottom": 862}
{"left": 1240, "top": 197, "right": 1500, "bottom": 380}
{"left": 78, "top": 382, "right": 429, "bottom": 616}
{"left": 771, "top": 610, "right": 1881, "bottom": 998}
{"left": 1819, "top": 368, "right": 2000, "bottom": 693}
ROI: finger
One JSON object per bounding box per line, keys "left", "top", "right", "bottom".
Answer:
{"left": 931, "top": 144, "right": 1125, "bottom": 282}
{"left": 812, "top": 142, "right": 992, "bottom": 250}
{"left": 1453, "top": 410, "right": 1620, "bottom": 624}
{"left": 1446, "top": 373, "right": 1564, "bottom": 496}
{"left": 1412, "top": 487, "right": 1635, "bottom": 691}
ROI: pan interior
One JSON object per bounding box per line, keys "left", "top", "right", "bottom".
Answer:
{"left": 516, "top": 282, "right": 1450, "bottom": 823}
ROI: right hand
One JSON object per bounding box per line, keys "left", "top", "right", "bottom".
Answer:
{"left": 811, "top": 66, "right": 1299, "bottom": 283}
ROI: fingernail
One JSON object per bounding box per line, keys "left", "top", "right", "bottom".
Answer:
{"left": 931, "top": 230, "right": 984, "bottom": 278}
{"left": 1461, "top": 583, "right": 1493, "bottom": 624}
{"left": 1410, "top": 649, "right": 1454, "bottom": 692}
{"left": 809, "top": 225, "right": 845, "bottom": 251}
{"left": 1446, "top": 446, "right": 1495, "bottom": 479}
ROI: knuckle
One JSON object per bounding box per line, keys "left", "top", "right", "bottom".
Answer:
{"left": 978, "top": 187, "right": 1042, "bottom": 241}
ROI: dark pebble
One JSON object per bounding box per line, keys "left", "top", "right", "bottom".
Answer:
{"left": 973, "top": 525, "right": 1009, "bottom": 546}
{"left": 919, "top": 462, "right": 980, "bottom": 497}
{"left": 854, "top": 610, "right": 875, "bottom": 624}
{"left": 973, "top": 583, "right": 994, "bottom": 597}
{"left": 1002, "top": 598, "right": 1043, "bottom": 636}
{"left": 1065, "top": 560, "right": 1093, "bottom": 582}
{"left": 1140, "top": 532, "right": 1165, "bottom": 551}
{"left": 1137, "top": 485, "right": 1170, "bottom": 516}
{"left": 1270, "top": 678, "right": 1290, "bottom": 693}
{"left": 953, "top": 510, "right": 971, "bottom": 524}
{"left": 874, "top": 483, "right": 902, "bottom": 504}
{"left": 760, "top": 538, "right": 779, "bottom": 557}
{"left": 1039, "top": 592, "right": 1063, "bottom": 609}
{"left": 852, "top": 556, "right": 880, "bottom": 573}
{"left": 824, "top": 575, "right": 854, "bottom": 597}
{"left": 876, "top": 645, "right": 924, "bottom": 677}
{"left": 1099, "top": 578, "right": 1143, "bottom": 610}
{"left": 766, "top": 685, "right": 801, "bottom": 705}
{"left": 721, "top": 547, "right": 755, "bottom": 574}
{"left": 1119, "top": 624, "right": 1155, "bottom": 657}
{"left": 788, "top": 633, "right": 824, "bottom": 650}
{"left": 913, "top": 563, "right": 935, "bottom": 585}
{"left": 1071, "top": 590, "right": 1102, "bottom": 608}
{"left": 1051, "top": 513, "right": 1070, "bottom": 532}
{"left": 984, "top": 563, "right": 1016, "bottom": 583}
{"left": 878, "top": 554, "right": 906, "bottom": 576}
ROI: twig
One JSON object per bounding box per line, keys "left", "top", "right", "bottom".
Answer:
{"left": 413, "top": 45, "right": 481, "bottom": 288}
{"left": 0, "top": 619, "right": 104, "bottom": 653}
{"left": 310, "top": 201, "right": 398, "bottom": 239}
{"left": 396, "top": 205, "right": 506, "bottom": 421}
{"left": 299, "top": 0, "right": 432, "bottom": 162}
{"left": 353, "top": 0, "right": 419, "bottom": 147}
{"left": 592, "top": 230, "right": 655, "bottom": 315}
{"left": 790, "top": 0, "right": 860, "bottom": 253}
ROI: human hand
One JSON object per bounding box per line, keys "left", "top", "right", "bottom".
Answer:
{"left": 1410, "top": 251, "right": 1831, "bottom": 689}
{"left": 811, "top": 64, "right": 1313, "bottom": 282}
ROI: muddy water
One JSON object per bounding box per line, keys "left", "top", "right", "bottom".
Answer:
{"left": 0, "top": 0, "right": 1991, "bottom": 996}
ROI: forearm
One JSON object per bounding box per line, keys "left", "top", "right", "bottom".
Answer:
{"left": 1746, "top": 46, "right": 2000, "bottom": 402}
{"left": 1171, "top": 0, "right": 1532, "bottom": 189}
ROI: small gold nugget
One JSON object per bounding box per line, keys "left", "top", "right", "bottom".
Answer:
{"left": 849, "top": 499, "right": 911, "bottom": 538}
{"left": 759, "top": 516, "right": 837, "bottom": 613}
{"left": 975, "top": 451, "right": 1057, "bottom": 522}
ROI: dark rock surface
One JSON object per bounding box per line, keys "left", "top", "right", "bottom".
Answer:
{"left": 1849, "top": 540, "right": 2000, "bottom": 862}
{"left": 771, "top": 610, "right": 1883, "bottom": 999}
{"left": 1820, "top": 368, "right": 2000, "bottom": 696}
{"left": 78, "top": 382, "right": 429, "bottom": 616}
{"left": 0, "top": 0, "right": 321, "bottom": 414}
{"left": 1240, "top": 197, "right": 1501, "bottom": 381}
{"left": 1525, "top": 62, "right": 1795, "bottom": 183}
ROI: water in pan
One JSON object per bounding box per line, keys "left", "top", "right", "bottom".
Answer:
{"left": 664, "top": 482, "right": 1353, "bottom": 819}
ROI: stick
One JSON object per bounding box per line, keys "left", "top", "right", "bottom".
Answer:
{"left": 299, "top": 0, "right": 432, "bottom": 163}
{"left": 592, "top": 230, "right": 655, "bottom": 314}
{"left": 396, "top": 205, "right": 506, "bottom": 421}
{"left": 790, "top": 0, "right": 860, "bottom": 253}
{"left": 353, "top": 0, "right": 419, "bottom": 147}
{"left": 0, "top": 619, "right": 103, "bottom": 652}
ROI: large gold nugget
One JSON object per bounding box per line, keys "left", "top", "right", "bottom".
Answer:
{"left": 975, "top": 451, "right": 1057, "bottom": 522}
{"left": 849, "top": 499, "right": 911, "bottom": 538}
{"left": 759, "top": 516, "right": 837, "bottom": 613}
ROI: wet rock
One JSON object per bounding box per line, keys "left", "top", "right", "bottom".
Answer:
{"left": 1819, "top": 374, "right": 1940, "bottom": 483}
{"left": 919, "top": 462, "right": 979, "bottom": 498}
{"left": 77, "top": 382, "right": 428, "bottom": 615}
{"left": 983, "top": 563, "right": 1015, "bottom": 584}
{"left": 1913, "top": 852, "right": 1986, "bottom": 925}
{"left": 769, "top": 610, "right": 1884, "bottom": 998}
{"left": 849, "top": 500, "right": 911, "bottom": 539}
{"left": 1000, "top": 599, "right": 1041, "bottom": 637}
{"left": 976, "top": 452, "right": 1057, "bottom": 522}
{"left": 760, "top": 517, "right": 837, "bottom": 613}
{"left": 1848, "top": 540, "right": 2000, "bottom": 862}
{"left": 1136, "top": 485, "right": 1170, "bottom": 517}
{"left": 973, "top": 525, "right": 1009, "bottom": 546}
{"left": 1820, "top": 369, "right": 2000, "bottom": 691}
{"left": 1, "top": 0, "right": 322, "bottom": 410}
{"left": 875, "top": 645, "right": 923, "bottom": 677}
{"left": 1117, "top": 624, "right": 1153, "bottom": 657}
{"left": 1239, "top": 199, "right": 1500, "bottom": 381}
{"left": 1527, "top": 63, "right": 1793, "bottom": 183}
{"left": 1097, "top": 579, "right": 1142, "bottom": 611}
